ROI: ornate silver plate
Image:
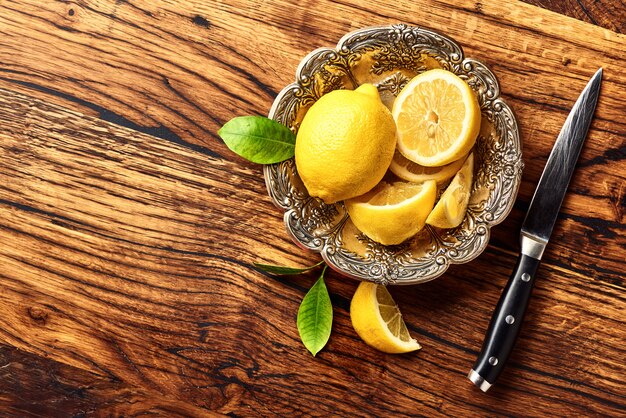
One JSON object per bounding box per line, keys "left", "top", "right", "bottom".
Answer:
{"left": 264, "top": 24, "right": 522, "bottom": 285}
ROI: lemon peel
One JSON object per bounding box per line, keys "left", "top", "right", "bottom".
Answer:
{"left": 295, "top": 84, "right": 396, "bottom": 204}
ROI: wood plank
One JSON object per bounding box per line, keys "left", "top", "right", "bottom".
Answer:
{"left": 0, "top": 344, "right": 221, "bottom": 417}
{"left": 0, "top": 86, "right": 624, "bottom": 416}
{"left": 522, "top": 0, "right": 626, "bottom": 33}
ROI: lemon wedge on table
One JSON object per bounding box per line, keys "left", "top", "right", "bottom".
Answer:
{"left": 350, "top": 282, "right": 421, "bottom": 354}
{"left": 294, "top": 83, "right": 396, "bottom": 204}
{"left": 426, "top": 153, "right": 475, "bottom": 228}
{"left": 345, "top": 180, "right": 437, "bottom": 246}
{"left": 389, "top": 149, "right": 468, "bottom": 184}
{"left": 392, "top": 68, "right": 481, "bottom": 167}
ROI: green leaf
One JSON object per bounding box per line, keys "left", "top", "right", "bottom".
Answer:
{"left": 297, "top": 266, "right": 332, "bottom": 356}
{"left": 218, "top": 116, "right": 295, "bottom": 164}
{"left": 253, "top": 260, "right": 325, "bottom": 275}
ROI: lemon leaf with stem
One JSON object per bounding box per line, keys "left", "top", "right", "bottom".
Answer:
{"left": 253, "top": 260, "right": 325, "bottom": 276}
{"left": 297, "top": 265, "right": 332, "bottom": 356}
{"left": 218, "top": 116, "right": 295, "bottom": 164}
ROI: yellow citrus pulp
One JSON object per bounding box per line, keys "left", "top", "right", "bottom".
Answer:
{"left": 426, "top": 153, "right": 475, "bottom": 228}
{"left": 344, "top": 180, "right": 437, "bottom": 246}
{"left": 392, "top": 68, "right": 480, "bottom": 167}
{"left": 350, "top": 282, "right": 421, "bottom": 354}
{"left": 389, "top": 149, "right": 468, "bottom": 184}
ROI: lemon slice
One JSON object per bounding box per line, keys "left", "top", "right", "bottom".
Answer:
{"left": 350, "top": 282, "right": 421, "bottom": 354}
{"left": 389, "top": 149, "right": 468, "bottom": 184}
{"left": 392, "top": 69, "right": 481, "bottom": 167}
{"left": 345, "top": 180, "right": 437, "bottom": 245}
{"left": 426, "top": 153, "right": 475, "bottom": 228}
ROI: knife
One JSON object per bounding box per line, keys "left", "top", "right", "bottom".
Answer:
{"left": 468, "top": 68, "right": 603, "bottom": 392}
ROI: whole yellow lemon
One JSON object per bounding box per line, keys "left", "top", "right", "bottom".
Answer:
{"left": 294, "top": 84, "right": 397, "bottom": 204}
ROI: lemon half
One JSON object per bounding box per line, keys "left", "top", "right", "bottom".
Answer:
{"left": 392, "top": 69, "right": 480, "bottom": 167}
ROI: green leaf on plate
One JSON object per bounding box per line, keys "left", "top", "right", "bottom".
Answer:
{"left": 218, "top": 115, "right": 295, "bottom": 164}
{"left": 253, "top": 260, "right": 325, "bottom": 275}
{"left": 297, "top": 266, "right": 332, "bottom": 356}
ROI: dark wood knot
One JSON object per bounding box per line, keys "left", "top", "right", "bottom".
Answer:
{"left": 28, "top": 306, "right": 49, "bottom": 325}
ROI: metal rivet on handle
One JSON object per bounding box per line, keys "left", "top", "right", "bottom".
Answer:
{"left": 488, "top": 356, "right": 498, "bottom": 366}
{"left": 506, "top": 315, "right": 515, "bottom": 324}
{"left": 521, "top": 273, "right": 531, "bottom": 282}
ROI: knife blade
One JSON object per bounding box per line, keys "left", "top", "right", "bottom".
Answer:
{"left": 468, "top": 68, "right": 603, "bottom": 392}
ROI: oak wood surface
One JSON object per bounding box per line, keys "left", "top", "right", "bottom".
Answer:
{"left": 0, "top": 0, "right": 624, "bottom": 416}
{"left": 523, "top": 0, "right": 626, "bottom": 34}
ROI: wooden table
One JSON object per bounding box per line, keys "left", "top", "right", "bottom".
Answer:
{"left": 1, "top": 1, "right": 624, "bottom": 416}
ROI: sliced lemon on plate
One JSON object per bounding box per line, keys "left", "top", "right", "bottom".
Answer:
{"left": 345, "top": 180, "right": 437, "bottom": 246}
{"left": 389, "top": 149, "right": 468, "bottom": 184}
{"left": 350, "top": 282, "right": 421, "bottom": 354}
{"left": 392, "top": 68, "right": 481, "bottom": 167}
{"left": 426, "top": 153, "right": 475, "bottom": 228}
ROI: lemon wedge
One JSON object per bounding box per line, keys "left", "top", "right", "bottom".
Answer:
{"left": 345, "top": 180, "right": 437, "bottom": 245}
{"left": 350, "top": 282, "right": 421, "bottom": 354}
{"left": 389, "top": 149, "right": 468, "bottom": 184}
{"left": 392, "top": 69, "right": 480, "bottom": 167}
{"left": 426, "top": 153, "right": 475, "bottom": 228}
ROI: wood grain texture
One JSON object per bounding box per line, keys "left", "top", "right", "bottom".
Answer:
{"left": 0, "top": 345, "right": 219, "bottom": 417}
{"left": 522, "top": 0, "right": 626, "bottom": 34}
{"left": 0, "top": 0, "right": 625, "bottom": 416}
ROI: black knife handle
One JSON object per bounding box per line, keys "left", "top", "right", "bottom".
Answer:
{"left": 469, "top": 254, "right": 541, "bottom": 391}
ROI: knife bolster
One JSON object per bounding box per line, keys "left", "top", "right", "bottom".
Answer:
{"left": 520, "top": 233, "right": 546, "bottom": 260}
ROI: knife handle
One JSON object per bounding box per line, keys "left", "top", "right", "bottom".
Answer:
{"left": 468, "top": 254, "right": 541, "bottom": 391}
